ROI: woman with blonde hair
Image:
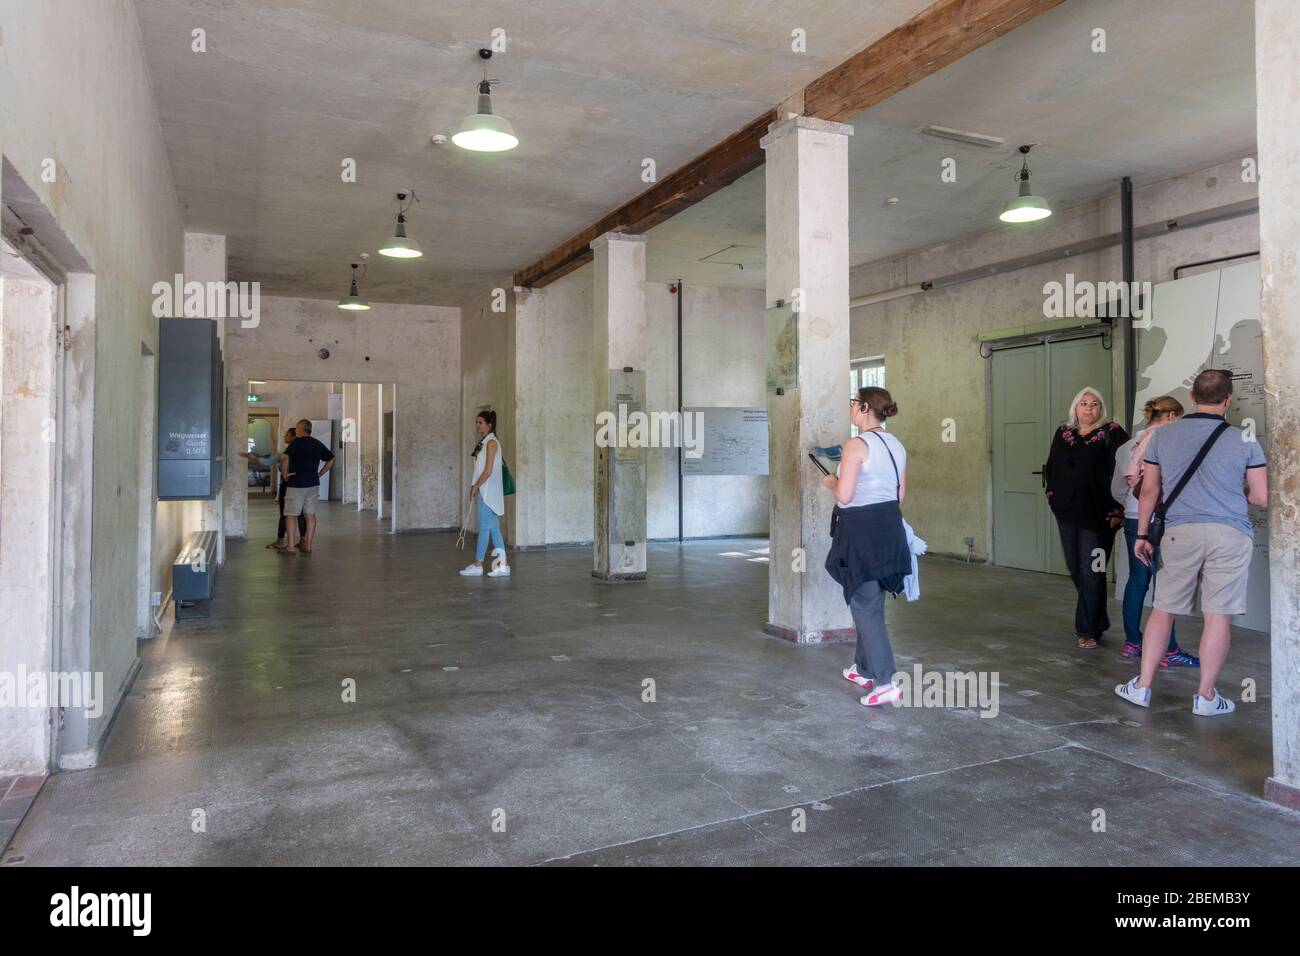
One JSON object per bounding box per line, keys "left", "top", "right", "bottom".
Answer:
{"left": 1043, "top": 386, "right": 1129, "bottom": 649}
{"left": 1110, "top": 395, "right": 1197, "bottom": 666}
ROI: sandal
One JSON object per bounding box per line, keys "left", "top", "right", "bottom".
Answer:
{"left": 1077, "top": 636, "right": 1098, "bottom": 650}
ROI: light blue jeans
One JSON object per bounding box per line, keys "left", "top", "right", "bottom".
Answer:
{"left": 476, "top": 495, "right": 505, "bottom": 563}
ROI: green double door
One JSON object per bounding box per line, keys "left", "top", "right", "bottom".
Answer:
{"left": 991, "top": 335, "right": 1112, "bottom": 574}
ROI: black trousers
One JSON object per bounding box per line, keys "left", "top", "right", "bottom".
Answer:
{"left": 1056, "top": 521, "right": 1116, "bottom": 639}
{"left": 278, "top": 486, "right": 307, "bottom": 540}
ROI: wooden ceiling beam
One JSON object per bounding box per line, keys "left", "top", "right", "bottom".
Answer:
{"left": 513, "top": 0, "right": 1067, "bottom": 290}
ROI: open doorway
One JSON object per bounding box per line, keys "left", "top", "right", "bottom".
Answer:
{"left": 235, "top": 379, "right": 397, "bottom": 550}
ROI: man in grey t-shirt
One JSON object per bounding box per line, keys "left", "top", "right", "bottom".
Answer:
{"left": 1116, "top": 370, "right": 1268, "bottom": 717}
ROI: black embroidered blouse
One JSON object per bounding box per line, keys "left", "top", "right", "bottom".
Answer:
{"left": 1043, "top": 420, "right": 1129, "bottom": 532}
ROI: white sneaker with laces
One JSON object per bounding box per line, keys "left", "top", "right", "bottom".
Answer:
{"left": 487, "top": 565, "right": 511, "bottom": 577}
{"left": 1114, "top": 677, "right": 1151, "bottom": 708}
{"left": 458, "top": 564, "right": 484, "bottom": 577}
{"left": 1192, "top": 689, "right": 1235, "bottom": 717}
{"left": 861, "top": 681, "right": 902, "bottom": 707}
{"left": 842, "top": 664, "right": 873, "bottom": 689}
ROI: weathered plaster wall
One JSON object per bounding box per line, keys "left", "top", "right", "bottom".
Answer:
{"left": 850, "top": 156, "right": 1260, "bottom": 560}
{"left": 0, "top": 0, "right": 187, "bottom": 768}
{"left": 0, "top": 273, "right": 57, "bottom": 772}
{"left": 223, "top": 296, "right": 460, "bottom": 534}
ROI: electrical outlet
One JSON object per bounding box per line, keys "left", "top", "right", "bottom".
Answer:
{"left": 151, "top": 591, "right": 163, "bottom": 607}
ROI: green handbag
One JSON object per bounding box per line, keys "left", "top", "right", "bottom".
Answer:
{"left": 502, "top": 461, "right": 515, "bottom": 496}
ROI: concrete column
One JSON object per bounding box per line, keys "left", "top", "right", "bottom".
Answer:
{"left": 760, "top": 115, "right": 855, "bottom": 643}
{"left": 512, "top": 286, "right": 547, "bottom": 547}
{"left": 1257, "top": 0, "right": 1300, "bottom": 811}
{"left": 184, "top": 233, "right": 228, "bottom": 564}
{"left": 591, "top": 232, "right": 649, "bottom": 581}
{"left": 358, "top": 383, "right": 379, "bottom": 512}
{"left": 342, "top": 382, "right": 357, "bottom": 504}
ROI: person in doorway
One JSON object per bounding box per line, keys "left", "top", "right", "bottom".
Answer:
{"left": 1116, "top": 369, "right": 1268, "bottom": 716}
{"left": 280, "top": 419, "right": 334, "bottom": 555}
{"left": 822, "top": 386, "right": 912, "bottom": 707}
{"left": 240, "top": 427, "right": 305, "bottom": 550}
{"left": 1110, "top": 396, "right": 1198, "bottom": 666}
{"left": 459, "top": 410, "right": 511, "bottom": 578}
{"left": 1043, "top": 387, "right": 1129, "bottom": 649}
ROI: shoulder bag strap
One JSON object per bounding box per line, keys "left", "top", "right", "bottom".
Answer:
{"left": 1155, "top": 421, "right": 1231, "bottom": 519}
{"left": 864, "top": 431, "right": 902, "bottom": 500}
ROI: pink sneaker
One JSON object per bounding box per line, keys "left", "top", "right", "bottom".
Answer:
{"left": 842, "top": 665, "right": 873, "bottom": 689}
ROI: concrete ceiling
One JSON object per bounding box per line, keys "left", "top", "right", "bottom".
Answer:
{"left": 133, "top": 0, "right": 935, "bottom": 305}
{"left": 647, "top": 0, "right": 1258, "bottom": 288}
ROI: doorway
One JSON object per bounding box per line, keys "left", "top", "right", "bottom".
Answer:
{"left": 990, "top": 333, "right": 1112, "bottom": 574}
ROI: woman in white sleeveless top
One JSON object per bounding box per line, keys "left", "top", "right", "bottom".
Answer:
{"left": 821, "top": 387, "right": 911, "bottom": 706}
{"left": 459, "top": 410, "right": 511, "bottom": 577}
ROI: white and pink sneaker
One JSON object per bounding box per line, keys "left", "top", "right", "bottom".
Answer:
{"left": 861, "top": 681, "right": 903, "bottom": 707}
{"left": 842, "top": 664, "right": 873, "bottom": 689}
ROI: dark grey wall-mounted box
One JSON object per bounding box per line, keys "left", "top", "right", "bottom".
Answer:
{"left": 157, "top": 317, "right": 224, "bottom": 500}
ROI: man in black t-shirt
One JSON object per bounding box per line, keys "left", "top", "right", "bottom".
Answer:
{"left": 279, "top": 419, "right": 335, "bottom": 554}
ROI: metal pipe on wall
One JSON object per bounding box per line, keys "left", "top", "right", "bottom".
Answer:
{"left": 848, "top": 198, "right": 1259, "bottom": 310}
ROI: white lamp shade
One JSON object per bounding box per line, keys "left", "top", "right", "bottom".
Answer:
{"left": 452, "top": 110, "right": 518, "bottom": 152}
{"left": 999, "top": 194, "right": 1052, "bottom": 222}
{"left": 377, "top": 234, "right": 423, "bottom": 258}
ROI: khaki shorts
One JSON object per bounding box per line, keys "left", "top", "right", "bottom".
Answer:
{"left": 283, "top": 485, "right": 320, "bottom": 517}
{"left": 1154, "top": 522, "right": 1252, "bottom": 616}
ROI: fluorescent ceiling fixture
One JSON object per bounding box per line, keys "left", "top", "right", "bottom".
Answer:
{"left": 379, "top": 192, "right": 422, "bottom": 259}
{"left": 337, "top": 263, "right": 370, "bottom": 311}
{"left": 453, "top": 49, "right": 518, "bottom": 153}
{"left": 1000, "top": 145, "right": 1052, "bottom": 224}
{"left": 920, "top": 124, "right": 1005, "bottom": 149}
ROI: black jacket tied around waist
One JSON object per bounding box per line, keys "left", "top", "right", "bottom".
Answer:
{"left": 824, "top": 501, "right": 911, "bottom": 601}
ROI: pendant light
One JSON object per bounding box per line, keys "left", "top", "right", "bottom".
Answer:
{"left": 452, "top": 49, "right": 519, "bottom": 153}
{"left": 337, "top": 262, "right": 370, "bottom": 311}
{"left": 999, "top": 145, "right": 1052, "bottom": 223}
{"left": 378, "top": 191, "right": 422, "bottom": 259}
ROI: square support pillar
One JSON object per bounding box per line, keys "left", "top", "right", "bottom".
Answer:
{"left": 512, "top": 286, "right": 548, "bottom": 548}
{"left": 592, "top": 232, "right": 649, "bottom": 581}
{"left": 358, "top": 383, "right": 379, "bottom": 512}
{"left": 342, "top": 383, "right": 358, "bottom": 504}
{"left": 1256, "top": 0, "right": 1300, "bottom": 811}
{"left": 760, "top": 116, "right": 855, "bottom": 643}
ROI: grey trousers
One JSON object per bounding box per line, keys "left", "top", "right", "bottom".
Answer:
{"left": 849, "top": 579, "right": 897, "bottom": 685}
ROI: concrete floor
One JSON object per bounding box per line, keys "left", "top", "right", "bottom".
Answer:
{"left": 7, "top": 498, "right": 1299, "bottom": 866}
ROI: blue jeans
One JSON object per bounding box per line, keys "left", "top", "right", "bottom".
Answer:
{"left": 475, "top": 496, "right": 505, "bottom": 563}
{"left": 1122, "top": 518, "right": 1177, "bottom": 651}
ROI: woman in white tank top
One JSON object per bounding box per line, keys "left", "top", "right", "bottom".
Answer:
{"left": 820, "top": 387, "right": 911, "bottom": 707}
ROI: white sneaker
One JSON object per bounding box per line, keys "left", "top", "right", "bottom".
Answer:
{"left": 487, "top": 565, "right": 511, "bottom": 577}
{"left": 861, "top": 681, "right": 902, "bottom": 707}
{"left": 842, "top": 665, "right": 873, "bottom": 689}
{"left": 458, "top": 564, "right": 483, "bottom": 577}
{"left": 1114, "top": 677, "right": 1151, "bottom": 708}
{"left": 1192, "top": 689, "right": 1235, "bottom": 717}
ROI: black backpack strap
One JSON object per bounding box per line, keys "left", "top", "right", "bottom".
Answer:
{"left": 1155, "top": 421, "right": 1231, "bottom": 519}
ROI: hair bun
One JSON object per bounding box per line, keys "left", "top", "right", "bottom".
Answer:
{"left": 882, "top": 402, "right": 899, "bottom": 418}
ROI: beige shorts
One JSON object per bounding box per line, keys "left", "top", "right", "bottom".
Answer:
{"left": 283, "top": 485, "right": 320, "bottom": 517}
{"left": 1154, "top": 522, "right": 1252, "bottom": 616}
